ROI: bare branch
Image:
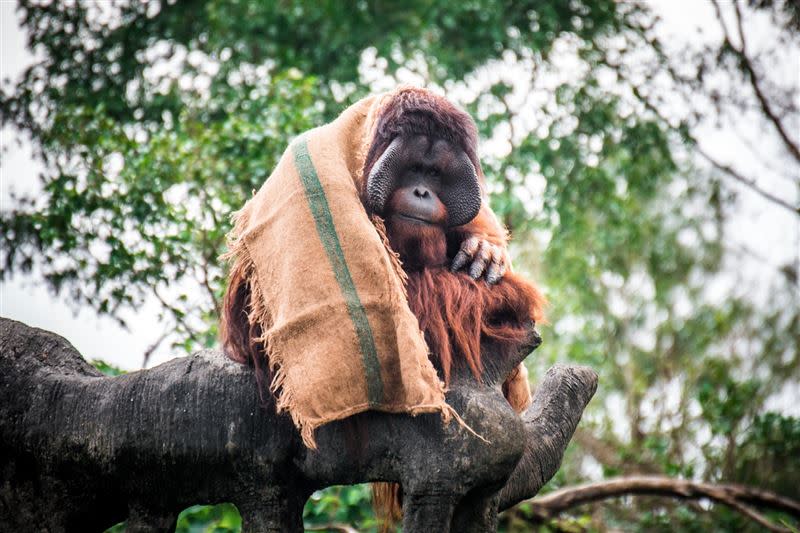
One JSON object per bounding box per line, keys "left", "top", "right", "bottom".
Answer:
{"left": 731, "top": 121, "right": 800, "bottom": 184}
{"left": 523, "top": 475, "right": 800, "bottom": 532}
{"left": 141, "top": 328, "right": 170, "bottom": 368}
{"left": 695, "top": 144, "right": 800, "bottom": 215}
{"left": 711, "top": 0, "right": 800, "bottom": 163}
{"left": 600, "top": 51, "right": 799, "bottom": 217}
{"left": 152, "top": 285, "right": 197, "bottom": 338}
{"left": 718, "top": 494, "right": 792, "bottom": 533}
{"left": 197, "top": 259, "right": 221, "bottom": 319}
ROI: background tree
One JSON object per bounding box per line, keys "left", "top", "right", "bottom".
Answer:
{"left": 1, "top": 0, "right": 797, "bottom": 531}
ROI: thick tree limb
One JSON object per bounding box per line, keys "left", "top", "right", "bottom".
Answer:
{"left": 498, "top": 365, "right": 599, "bottom": 510}
{"left": 0, "top": 318, "right": 596, "bottom": 532}
{"left": 523, "top": 475, "right": 800, "bottom": 532}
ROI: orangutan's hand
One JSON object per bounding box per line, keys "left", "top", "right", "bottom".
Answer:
{"left": 451, "top": 236, "right": 509, "bottom": 284}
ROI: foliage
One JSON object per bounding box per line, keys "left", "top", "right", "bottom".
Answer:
{"left": 91, "top": 358, "right": 126, "bottom": 376}
{"left": 104, "top": 486, "right": 378, "bottom": 532}
{"left": 304, "top": 485, "right": 380, "bottom": 531}
{"left": 104, "top": 503, "right": 242, "bottom": 533}
{"left": 174, "top": 503, "right": 241, "bottom": 533}
{"left": 2, "top": 0, "right": 798, "bottom": 530}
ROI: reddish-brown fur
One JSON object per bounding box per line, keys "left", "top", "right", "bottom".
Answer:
{"left": 221, "top": 259, "right": 270, "bottom": 400}
{"left": 409, "top": 269, "right": 544, "bottom": 383}
{"left": 384, "top": 215, "right": 544, "bottom": 385}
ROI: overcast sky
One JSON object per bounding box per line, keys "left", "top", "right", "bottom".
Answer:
{"left": 1, "top": 1, "right": 797, "bottom": 382}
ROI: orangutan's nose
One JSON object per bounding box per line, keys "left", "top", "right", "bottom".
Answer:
{"left": 413, "top": 187, "right": 431, "bottom": 199}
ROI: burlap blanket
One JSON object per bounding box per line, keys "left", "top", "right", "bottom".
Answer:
{"left": 225, "top": 89, "right": 462, "bottom": 447}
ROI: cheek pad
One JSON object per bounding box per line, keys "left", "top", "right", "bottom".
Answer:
{"left": 441, "top": 179, "right": 482, "bottom": 227}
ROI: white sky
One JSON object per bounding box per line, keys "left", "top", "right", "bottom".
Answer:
{"left": 1, "top": 0, "right": 798, "bottom": 385}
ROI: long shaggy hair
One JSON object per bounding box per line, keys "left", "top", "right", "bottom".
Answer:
{"left": 408, "top": 267, "right": 544, "bottom": 385}
{"left": 221, "top": 257, "right": 271, "bottom": 401}
{"left": 385, "top": 216, "right": 545, "bottom": 385}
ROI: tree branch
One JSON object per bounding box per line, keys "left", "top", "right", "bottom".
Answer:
{"left": 694, "top": 144, "right": 800, "bottom": 215}
{"left": 0, "top": 318, "right": 596, "bottom": 532}
{"left": 152, "top": 284, "right": 198, "bottom": 337}
{"left": 198, "top": 258, "right": 221, "bottom": 319}
{"left": 498, "top": 365, "right": 599, "bottom": 511}
{"left": 711, "top": 0, "right": 800, "bottom": 163}
{"left": 141, "top": 327, "right": 170, "bottom": 368}
{"left": 524, "top": 475, "right": 800, "bottom": 532}
{"left": 601, "top": 52, "right": 799, "bottom": 217}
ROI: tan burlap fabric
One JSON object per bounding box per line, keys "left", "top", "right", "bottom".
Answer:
{"left": 225, "top": 89, "right": 463, "bottom": 447}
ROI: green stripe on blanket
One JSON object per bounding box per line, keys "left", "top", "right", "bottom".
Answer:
{"left": 292, "top": 136, "right": 384, "bottom": 406}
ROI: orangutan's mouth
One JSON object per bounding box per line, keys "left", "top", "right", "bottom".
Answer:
{"left": 394, "top": 213, "right": 437, "bottom": 225}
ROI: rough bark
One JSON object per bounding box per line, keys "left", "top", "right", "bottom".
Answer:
{"left": 0, "top": 317, "right": 597, "bottom": 532}
{"left": 497, "top": 364, "right": 599, "bottom": 511}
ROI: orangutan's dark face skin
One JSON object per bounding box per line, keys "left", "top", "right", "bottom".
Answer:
{"left": 366, "top": 134, "right": 481, "bottom": 228}
{"left": 369, "top": 133, "right": 506, "bottom": 283}
{"left": 385, "top": 164, "right": 450, "bottom": 270}
{"left": 387, "top": 167, "right": 448, "bottom": 227}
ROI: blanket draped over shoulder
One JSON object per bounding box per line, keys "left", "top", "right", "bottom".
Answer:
{"left": 225, "top": 89, "right": 462, "bottom": 447}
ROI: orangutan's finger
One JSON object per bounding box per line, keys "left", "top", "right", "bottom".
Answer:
{"left": 469, "top": 241, "right": 493, "bottom": 280}
{"left": 486, "top": 249, "right": 505, "bottom": 284}
{"left": 451, "top": 250, "right": 470, "bottom": 272}
{"left": 451, "top": 236, "right": 480, "bottom": 272}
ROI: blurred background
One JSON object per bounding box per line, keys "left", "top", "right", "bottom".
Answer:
{"left": 1, "top": 0, "right": 798, "bottom": 531}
